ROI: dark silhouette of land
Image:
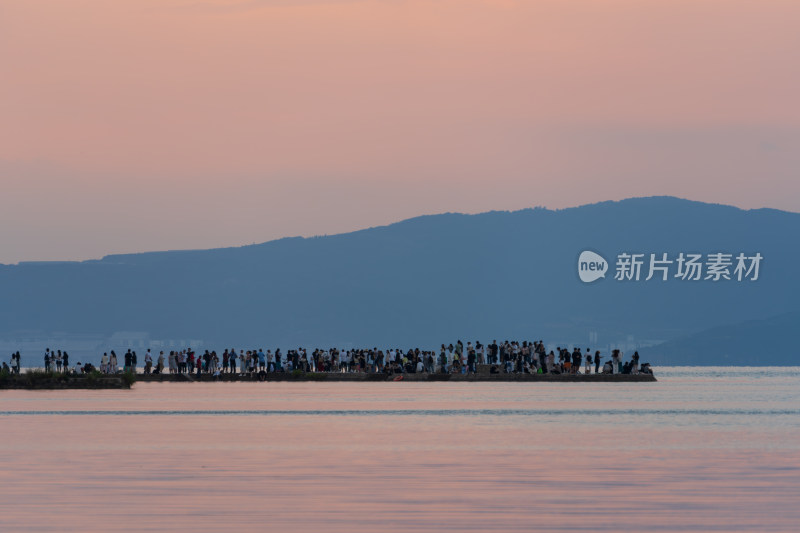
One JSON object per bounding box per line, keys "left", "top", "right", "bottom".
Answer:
{"left": 1, "top": 196, "right": 797, "bottom": 364}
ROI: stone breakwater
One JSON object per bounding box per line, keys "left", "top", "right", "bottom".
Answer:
{"left": 0, "top": 370, "right": 656, "bottom": 388}
{"left": 0, "top": 372, "right": 133, "bottom": 389}
{"left": 137, "top": 371, "right": 656, "bottom": 383}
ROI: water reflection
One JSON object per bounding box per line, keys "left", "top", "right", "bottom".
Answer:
{"left": 1, "top": 368, "right": 798, "bottom": 532}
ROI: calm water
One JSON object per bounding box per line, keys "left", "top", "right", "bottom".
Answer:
{"left": 1, "top": 367, "right": 798, "bottom": 532}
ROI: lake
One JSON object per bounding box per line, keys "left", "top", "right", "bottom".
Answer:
{"left": 1, "top": 367, "right": 798, "bottom": 532}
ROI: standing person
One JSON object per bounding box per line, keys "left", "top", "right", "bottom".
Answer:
{"left": 572, "top": 348, "right": 582, "bottom": 375}
{"left": 229, "top": 349, "right": 237, "bottom": 374}
{"left": 55, "top": 351, "right": 63, "bottom": 372}
{"left": 467, "top": 348, "right": 477, "bottom": 375}
{"left": 203, "top": 350, "right": 211, "bottom": 373}
{"left": 538, "top": 345, "right": 547, "bottom": 374}
{"left": 44, "top": 349, "right": 51, "bottom": 372}
{"left": 594, "top": 351, "right": 601, "bottom": 374}
{"left": 258, "top": 349, "right": 266, "bottom": 371}
{"left": 63, "top": 351, "right": 69, "bottom": 372}
{"left": 632, "top": 351, "right": 640, "bottom": 374}
{"left": 131, "top": 351, "right": 138, "bottom": 373}
{"left": 109, "top": 351, "right": 118, "bottom": 373}
{"left": 222, "top": 350, "right": 229, "bottom": 373}
{"left": 144, "top": 350, "right": 153, "bottom": 374}
{"left": 157, "top": 351, "right": 165, "bottom": 374}
{"left": 521, "top": 342, "right": 530, "bottom": 369}
{"left": 168, "top": 351, "right": 176, "bottom": 374}
{"left": 101, "top": 352, "right": 109, "bottom": 373}
{"left": 585, "top": 349, "right": 592, "bottom": 374}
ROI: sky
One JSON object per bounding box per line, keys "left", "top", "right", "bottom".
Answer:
{"left": 1, "top": 0, "right": 799, "bottom": 264}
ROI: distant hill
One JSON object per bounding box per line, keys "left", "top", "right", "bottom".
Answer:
{"left": 1, "top": 196, "right": 798, "bottom": 364}
{"left": 648, "top": 311, "right": 800, "bottom": 366}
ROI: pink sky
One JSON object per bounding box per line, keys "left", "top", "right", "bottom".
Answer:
{"left": 2, "top": 0, "right": 799, "bottom": 264}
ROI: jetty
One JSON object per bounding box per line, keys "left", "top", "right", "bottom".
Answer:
{"left": 137, "top": 368, "right": 656, "bottom": 383}
{"left": 1, "top": 367, "right": 655, "bottom": 389}
{"left": 0, "top": 371, "right": 134, "bottom": 390}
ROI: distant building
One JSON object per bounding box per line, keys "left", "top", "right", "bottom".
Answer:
{"left": 108, "top": 331, "right": 151, "bottom": 349}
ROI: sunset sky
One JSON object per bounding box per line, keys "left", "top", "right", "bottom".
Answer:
{"left": 2, "top": 0, "right": 799, "bottom": 264}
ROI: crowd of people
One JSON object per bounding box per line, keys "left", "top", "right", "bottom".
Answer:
{"left": 2, "top": 349, "right": 98, "bottom": 375}
{"left": 2, "top": 340, "right": 651, "bottom": 377}
{"left": 3, "top": 340, "right": 651, "bottom": 377}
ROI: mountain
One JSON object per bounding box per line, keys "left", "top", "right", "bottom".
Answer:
{"left": 647, "top": 311, "right": 800, "bottom": 366}
{"left": 1, "top": 196, "right": 798, "bottom": 364}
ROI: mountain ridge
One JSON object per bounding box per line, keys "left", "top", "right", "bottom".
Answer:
{"left": 5, "top": 195, "right": 795, "bottom": 267}
{"left": 1, "top": 196, "right": 798, "bottom": 364}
